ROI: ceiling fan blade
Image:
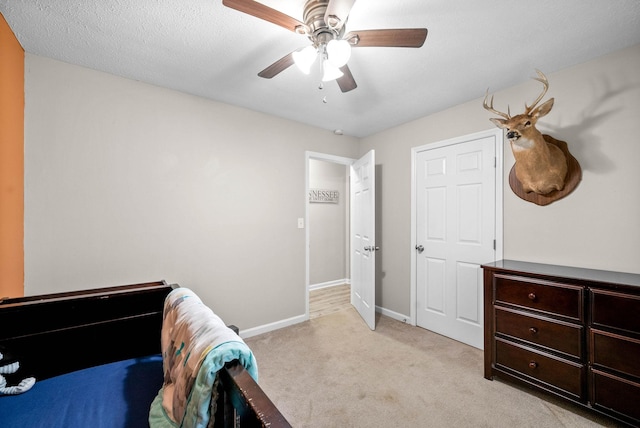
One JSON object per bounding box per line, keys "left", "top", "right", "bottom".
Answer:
{"left": 347, "top": 28, "right": 428, "bottom": 48}
{"left": 324, "top": 0, "right": 357, "bottom": 30}
{"left": 336, "top": 65, "right": 357, "bottom": 93}
{"left": 258, "top": 52, "right": 295, "bottom": 79}
{"left": 222, "top": 0, "right": 304, "bottom": 33}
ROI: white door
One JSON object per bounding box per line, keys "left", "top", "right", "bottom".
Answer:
{"left": 350, "top": 150, "right": 376, "bottom": 330}
{"left": 415, "top": 135, "right": 496, "bottom": 349}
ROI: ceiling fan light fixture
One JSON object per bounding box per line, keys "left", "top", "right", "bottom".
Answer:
{"left": 326, "top": 39, "right": 351, "bottom": 67}
{"left": 322, "top": 59, "right": 343, "bottom": 81}
{"left": 293, "top": 45, "right": 317, "bottom": 75}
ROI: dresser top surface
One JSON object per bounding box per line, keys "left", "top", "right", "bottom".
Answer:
{"left": 482, "top": 259, "right": 640, "bottom": 289}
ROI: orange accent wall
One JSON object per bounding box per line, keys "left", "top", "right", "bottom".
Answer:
{"left": 0, "top": 13, "right": 25, "bottom": 298}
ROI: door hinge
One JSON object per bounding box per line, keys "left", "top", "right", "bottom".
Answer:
{"left": 493, "top": 239, "right": 496, "bottom": 250}
{"left": 494, "top": 157, "right": 497, "bottom": 168}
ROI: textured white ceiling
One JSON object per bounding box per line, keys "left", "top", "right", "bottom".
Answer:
{"left": 2, "top": 0, "right": 640, "bottom": 137}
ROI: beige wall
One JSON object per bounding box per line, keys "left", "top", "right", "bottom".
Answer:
{"left": 24, "top": 55, "right": 359, "bottom": 329}
{"left": 23, "top": 44, "right": 640, "bottom": 331}
{"left": 360, "top": 44, "right": 640, "bottom": 317}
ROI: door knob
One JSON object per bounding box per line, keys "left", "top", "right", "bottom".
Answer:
{"left": 364, "top": 246, "right": 380, "bottom": 252}
{"left": 415, "top": 244, "right": 424, "bottom": 253}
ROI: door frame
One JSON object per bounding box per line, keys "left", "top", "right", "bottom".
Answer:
{"left": 409, "top": 129, "right": 504, "bottom": 326}
{"left": 304, "top": 151, "right": 355, "bottom": 320}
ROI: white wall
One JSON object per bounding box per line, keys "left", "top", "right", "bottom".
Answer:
{"left": 308, "top": 159, "right": 348, "bottom": 286}
{"left": 24, "top": 55, "right": 360, "bottom": 330}
{"left": 360, "top": 44, "right": 640, "bottom": 317}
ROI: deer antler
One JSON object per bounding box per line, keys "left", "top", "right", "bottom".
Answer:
{"left": 483, "top": 90, "right": 511, "bottom": 119}
{"left": 524, "top": 69, "right": 549, "bottom": 113}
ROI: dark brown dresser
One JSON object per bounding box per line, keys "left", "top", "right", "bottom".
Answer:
{"left": 482, "top": 259, "right": 640, "bottom": 427}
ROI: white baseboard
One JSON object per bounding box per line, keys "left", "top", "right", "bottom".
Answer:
{"left": 376, "top": 306, "right": 410, "bottom": 324}
{"left": 240, "top": 305, "right": 411, "bottom": 339}
{"left": 309, "top": 278, "right": 350, "bottom": 291}
{"left": 239, "top": 313, "right": 307, "bottom": 339}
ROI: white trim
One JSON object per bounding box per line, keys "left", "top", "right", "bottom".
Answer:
{"left": 305, "top": 151, "right": 356, "bottom": 323}
{"left": 239, "top": 306, "right": 405, "bottom": 339}
{"left": 239, "top": 314, "right": 307, "bottom": 339}
{"left": 412, "top": 128, "right": 503, "bottom": 151}
{"left": 494, "top": 131, "right": 505, "bottom": 261}
{"left": 309, "top": 279, "right": 350, "bottom": 291}
{"left": 239, "top": 305, "right": 408, "bottom": 339}
{"left": 409, "top": 128, "right": 504, "bottom": 326}
{"left": 376, "top": 306, "right": 410, "bottom": 324}
{"left": 306, "top": 151, "right": 356, "bottom": 166}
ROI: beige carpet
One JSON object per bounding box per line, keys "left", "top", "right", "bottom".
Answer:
{"left": 245, "top": 308, "right": 625, "bottom": 428}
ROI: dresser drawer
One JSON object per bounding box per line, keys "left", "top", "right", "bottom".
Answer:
{"left": 590, "top": 329, "right": 640, "bottom": 378}
{"left": 591, "top": 289, "right": 640, "bottom": 334}
{"left": 591, "top": 369, "right": 640, "bottom": 422}
{"left": 495, "top": 307, "right": 583, "bottom": 358}
{"left": 495, "top": 338, "right": 585, "bottom": 399}
{"left": 494, "top": 274, "right": 583, "bottom": 321}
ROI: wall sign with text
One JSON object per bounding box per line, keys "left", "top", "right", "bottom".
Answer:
{"left": 309, "top": 189, "right": 339, "bottom": 204}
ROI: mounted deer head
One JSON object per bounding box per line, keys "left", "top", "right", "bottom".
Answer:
{"left": 484, "top": 70, "right": 568, "bottom": 195}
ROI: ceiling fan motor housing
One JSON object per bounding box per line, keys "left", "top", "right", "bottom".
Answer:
{"left": 303, "top": 0, "right": 345, "bottom": 46}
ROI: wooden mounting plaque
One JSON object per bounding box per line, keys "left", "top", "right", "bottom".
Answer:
{"left": 509, "top": 135, "right": 581, "bottom": 206}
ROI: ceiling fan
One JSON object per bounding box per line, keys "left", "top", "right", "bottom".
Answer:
{"left": 222, "top": 0, "right": 428, "bottom": 93}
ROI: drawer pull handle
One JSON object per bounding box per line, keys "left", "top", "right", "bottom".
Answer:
{"left": 529, "top": 361, "right": 538, "bottom": 369}
{"left": 529, "top": 327, "right": 538, "bottom": 334}
{"left": 528, "top": 293, "right": 536, "bottom": 301}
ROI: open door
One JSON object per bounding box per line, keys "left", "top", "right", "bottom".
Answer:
{"left": 350, "top": 150, "right": 376, "bottom": 330}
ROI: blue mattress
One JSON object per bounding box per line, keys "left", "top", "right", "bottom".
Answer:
{"left": 0, "top": 354, "right": 163, "bottom": 428}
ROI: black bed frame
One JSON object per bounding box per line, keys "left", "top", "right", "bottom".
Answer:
{"left": 0, "top": 281, "right": 290, "bottom": 428}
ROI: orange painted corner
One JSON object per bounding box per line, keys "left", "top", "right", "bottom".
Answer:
{"left": 0, "top": 12, "right": 25, "bottom": 298}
